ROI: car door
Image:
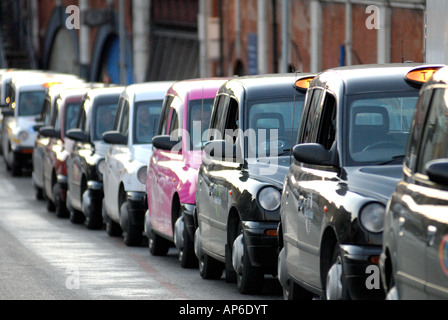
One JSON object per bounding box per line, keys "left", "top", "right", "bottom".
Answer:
{"left": 411, "top": 87, "right": 448, "bottom": 299}
{"left": 104, "top": 97, "right": 129, "bottom": 221}
{"left": 69, "top": 99, "right": 90, "bottom": 210}
{"left": 150, "top": 97, "right": 181, "bottom": 238}
{"left": 198, "top": 93, "right": 229, "bottom": 254}
{"left": 208, "top": 95, "right": 240, "bottom": 256}
{"left": 148, "top": 95, "right": 173, "bottom": 234}
{"left": 287, "top": 87, "right": 324, "bottom": 285}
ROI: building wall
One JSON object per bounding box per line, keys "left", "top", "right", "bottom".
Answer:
{"left": 32, "top": 0, "right": 426, "bottom": 82}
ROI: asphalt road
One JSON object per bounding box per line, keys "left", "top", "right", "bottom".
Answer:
{"left": 0, "top": 158, "right": 282, "bottom": 301}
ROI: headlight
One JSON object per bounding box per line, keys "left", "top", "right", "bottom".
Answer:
{"left": 18, "top": 131, "right": 29, "bottom": 141}
{"left": 137, "top": 166, "right": 147, "bottom": 185}
{"left": 359, "top": 202, "right": 385, "bottom": 234}
{"left": 258, "top": 187, "right": 281, "bottom": 211}
{"left": 96, "top": 159, "right": 106, "bottom": 177}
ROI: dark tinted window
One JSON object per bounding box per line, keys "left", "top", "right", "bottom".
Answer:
{"left": 133, "top": 100, "right": 163, "bottom": 144}
{"left": 18, "top": 91, "right": 46, "bottom": 116}
{"left": 416, "top": 88, "right": 448, "bottom": 174}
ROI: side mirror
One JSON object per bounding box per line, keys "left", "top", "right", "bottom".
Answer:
{"left": 102, "top": 131, "right": 127, "bottom": 145}
{"left": 66, "top": 128, "right": 89, "bottom": 143}
{"left": 293, "top": 143, "right": 338, "bottom": 167}
{"left": 426, "top": 159, "right": 448, "bottom": 186}
{"left": 204, "top": 140, "right": 236, "bottom": 161}
{"left": 33, "top": 123, "right": 44, "bottom": 132}
{"left": 152, "top": 135, "right": 182, "bottom": 151}
{"left": 39, "top": 126, "right": 60, "bottom": 139}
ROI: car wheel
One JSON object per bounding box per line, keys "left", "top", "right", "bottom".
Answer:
{"left": 232, "top": 232, "right": 264, "bottom": 294}
{"left": 198, "top": 252, "right": 224, "bottom": 280}
{"left": 174, "top": 216, "right": 198, "bottom": 268}
{"left": 69, "top": 203, "right": 85, "bottom": 224}
{"left": 120, "top": 201, "right": 142, "bottom": 246}
{"left": 33, "top": 180, "right": 44, "bottom": 200}
{"left": 46, "top": 192, "right": 56, "bottom": 212}
{"left": 325, "top": 244, "right": 350, "bottom": 300}
{"left": 53, "top": 183, "right": 69, "bottom": 218}
{"left": 148, "top": 228, "right": 170, "bottom": 256}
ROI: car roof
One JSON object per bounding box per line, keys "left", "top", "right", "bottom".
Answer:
{"left": 85, "top": 86, "right": 125, "bottom": 100}
{"left": 222, "top": 73, "right": 314, "bottom": 100}
{"left": 313, "top": 63, "right": 446, "bottom": 95}
{"left": 122, "top": 81, "right": 174, "bottom": 102}
{"left": 168, "top": 77, "right": 231, "bottom": 101}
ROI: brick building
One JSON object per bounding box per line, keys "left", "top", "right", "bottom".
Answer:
{"left": 0, "top": 0, "right": 427, "bottom": 84}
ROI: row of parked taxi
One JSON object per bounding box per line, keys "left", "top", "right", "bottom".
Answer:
{"left": 1, "top": 63, "right": 447, "bottom": 300}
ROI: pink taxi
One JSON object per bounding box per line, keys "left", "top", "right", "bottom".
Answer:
{"left": 145, "top": 78, "right": 229, "bottom": 268}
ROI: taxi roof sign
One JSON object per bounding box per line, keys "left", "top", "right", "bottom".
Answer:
{"left": 295, "top": 76, "right": 314, "bottom": 92}
{"left": 405, "top": 67, "right": 442, "bottom": 86}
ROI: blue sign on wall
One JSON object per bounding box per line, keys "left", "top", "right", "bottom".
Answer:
{"left": 248, "top": 33, "right": 258, "bottom": 75}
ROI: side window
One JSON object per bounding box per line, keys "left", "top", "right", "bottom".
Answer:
{"left": 159, "top": 95, "right": 174, "bottom": 135}
{"left": 114, "top": 98, "right": 125, "bottom": 130}
{"left": 416, "top": 88, "right": 448, "bottom": 175}
{"left": 300, "top": 88, "right": 323, "bottom": 143}
{"left": 41, "top": 98, "right": 52, "bottom": 126}
{"left": 406, "top": 89, "right": 434, "bottom": 171}
{"left": 168, "top": 109, "right": 179, "bottom": 140}
{"left": 317, "top": 93, "right": 337, "bottom": 150}
{"left": 209, "top": 94, "right": 229, "bottom": 141}
{"left": 118, "top": 100, "right": 130, "bottom": 136}
{"left": 224, "top": 97, "right": 239, "bottom": 144}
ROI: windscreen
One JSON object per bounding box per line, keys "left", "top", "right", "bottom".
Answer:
{"left": 346, "top": 91, "right": 419, "bottom": 166}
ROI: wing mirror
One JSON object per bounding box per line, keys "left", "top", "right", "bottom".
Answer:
{"left": 102, "top": 131, "right": 127, "bottom": 145}
{"left": 426, "top": 159, "right": 448, "bottom": 186}
{"left": 293, "top": 143, "right": 338, "bottom": 167}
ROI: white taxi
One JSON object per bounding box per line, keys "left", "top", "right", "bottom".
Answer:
{"left": 102, "top": 81, "right": 173, "bottom": 246}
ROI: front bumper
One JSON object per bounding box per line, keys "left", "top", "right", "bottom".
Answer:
{"left": 242, "top": 221, "right": 279, "bottom": 273}
{"left": 340, "top": 244, "right": 385, "bottom": 300}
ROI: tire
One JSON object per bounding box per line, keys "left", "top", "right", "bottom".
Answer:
{"left": 198, "top": 252, "right": 224, "bottom": 280}
{"left": 283, "top": 280, "right": 313, "bottom": 300}
{"left": 148, "top": 228, "right": 170, "bottom": 256}
{"left": 325, "top": 244, "right": 351, "bottom": 300}
{"left": 121, "top": 202, "right": 142, "bottom": 246}
{"left": 46, "top": 193, "right": 56, "bottom": 212}
{"left": 105, "top": 215, "right": 122, "bottom": 237}
{"left": 69, "top": 205, "right": 85, "bottom": 224}
{"left": 33, "top": 180, "right": 44, "bottom": 200}
{"left": 233, "top": 224, "right": 264, "bottom": 294}
{"left": 175, "top": 216, "right": 198, "bottom": 268}
{"left": 83, "top": 190, "right": 103, "bottom": 230}
{"left": 53, "top": 183, "right": 69, "bottom": 218}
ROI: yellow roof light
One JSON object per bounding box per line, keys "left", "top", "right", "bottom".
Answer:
{"left": 43, "top": 81, "right": 62, "bottom": 88}
{"left": 405, "top": 67, "right": 441, "bottom": 85}
{"left": 295, "top": 76, "right": 314, "bottom": 92}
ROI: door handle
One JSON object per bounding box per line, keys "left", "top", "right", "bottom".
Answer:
{"left": 398, "top": 217, "right": 405, "bottom": 236}
{"left": 427, "top": 225, "right": 437, "bottom": 247}
{"left": 298, "top": 195, "right": 305, "bottom": 212}
{"left": 209, "top": 183, "right": 214, "bottom": 196}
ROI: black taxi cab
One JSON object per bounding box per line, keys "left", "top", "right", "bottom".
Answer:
{"left": 194, "top": 73, "right": 314, "bottom": 294}
{"left": 380, "top": 66, "right": 448, "bottom": 300}
{"left": 277, "top": 64, "right": 443, "bottom": 300}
